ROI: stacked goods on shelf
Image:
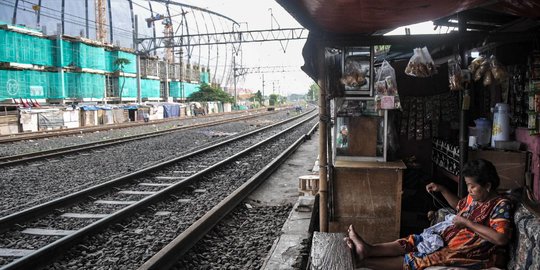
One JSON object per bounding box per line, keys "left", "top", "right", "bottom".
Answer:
{"left": 399, "top": 93, "right": 456, "bottom": 141}
{"left": 527, "top": 51, "right": 540, "bottom": 135}
{"left": 432, "top": 138, "right": 460, "bottom": 176}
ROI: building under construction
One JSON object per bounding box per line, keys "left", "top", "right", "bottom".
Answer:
{"left": 0, "top": 0, "right": 238, "bottom": 105}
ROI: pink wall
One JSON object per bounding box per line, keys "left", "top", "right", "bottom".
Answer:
{"left": 516, "top": 127, "right": 540, "bottom": 200}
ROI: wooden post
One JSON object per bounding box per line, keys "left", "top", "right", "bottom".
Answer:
{"left": 458, "top": 14, "right": 469, "bottom": 198}
{"left": 318, "top": 43, "right": 329, "bottom": 232}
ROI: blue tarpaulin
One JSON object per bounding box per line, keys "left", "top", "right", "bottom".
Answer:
{"left": 79, "top": 105, "right": 100, "bottom": 111}
{"left": 162, "top": 103, "right": 180, "bottom": 118}
{"left": 120, "top": 105, "right": 139, "bottom": 110}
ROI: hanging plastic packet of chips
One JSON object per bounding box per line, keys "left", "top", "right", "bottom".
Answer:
{"left": 469, "top": 55, "right": 507, "bottom": 86}
{"left": 448, "top": 58, "right": 463, "bottom": 91}
{"left": 489, "top": 55, "right": 507, "bottom": 83}
{"left": 375, "top": 60, "right": 400, "bottom": 109}
{"left": 405, "top": 46, "right": 437, "bottom": 77}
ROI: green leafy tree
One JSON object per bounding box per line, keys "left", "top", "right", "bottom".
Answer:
{"left": 249, "top": 90, "right": 264, "bottom": 105}
{"left": 254, "top": 90, "right": 263, "bottom": 104}
{"left": 188, "top": 83, "right": 234, "bottom": 103}
{"left": 269, "top": 93, "right": 279, "bottom": 106}
{"left": 114, "top": 57, "right": 131, "bottom": 103}
{"left": 306, "top": 83, "right": 320, "bottom": 102}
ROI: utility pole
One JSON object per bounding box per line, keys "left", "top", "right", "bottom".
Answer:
{"left": 262, "top": 74, "right": 265, "bottom": 104}
{"left": 134, "top": 15, "right": 141, "bottom": 104}
{"left": 233, "top": 52, "right": 237, "bottom": 107}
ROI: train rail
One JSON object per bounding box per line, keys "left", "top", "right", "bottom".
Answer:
{"left": 0, "top": 108, "right": 271, "bottom": 144}
{"left": 0, "top": 110, "right": 317, "bottom": 269}
{"left": 0, "top": 110, "right": 279, "bottom": 167}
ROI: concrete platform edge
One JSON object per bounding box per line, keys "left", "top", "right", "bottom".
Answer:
{"left": 261, "top": 195, "right": 315, "bottom": 270}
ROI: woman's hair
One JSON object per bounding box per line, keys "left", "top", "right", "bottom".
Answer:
{"left": 461, "top": 159, "right": 500, "bottom": 189}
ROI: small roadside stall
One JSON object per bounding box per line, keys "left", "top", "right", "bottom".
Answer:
{"left": 278, "top": 0, "right": 540, "bottom": 268}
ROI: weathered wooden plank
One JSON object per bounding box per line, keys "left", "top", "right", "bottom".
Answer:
{"left": 138, "top": 183, "right": 173, "bottom": 187}
{"left": 310, "top": 232, "right": 354, "bottom": 270}
{"left": 94, "top": 200, "right": 137, "bottom": 205}
{"left": 117, "top": 190, "right": 157, "bottom": 195}
{"left": 0, "top": 248, "right": 34, "bottom": 257}
{"left": 61, "top": 213, "right": 109, "bottom": 219}
{"left": 331, "top": 166, "right": 401, "bottom": 243}
{"left": 154, "top": 176, "right": 186, "bottom": 180}
{"left": 22, "top": 228, "right": 76, "bottom": 236}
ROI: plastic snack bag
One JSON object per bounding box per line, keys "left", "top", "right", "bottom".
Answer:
{"left": 448, "top": 58, "right": 463, "bottom": 91}
{"left": 489, "top": 55, "right": 507, "bottom": 83}
{"left": 375, "top": 60, "right": 400, "bottom": 109}
{"left": 421, "top": 47, "right": 437, "bottom": 76}
{"left": 405, "top": 47, "right": 437, "bottom": 77}
{"left": 405, "top": 48, "right": 422, "bottom": 77}
{"left": 468, "top": 55, "right": 485, "bottom": 74}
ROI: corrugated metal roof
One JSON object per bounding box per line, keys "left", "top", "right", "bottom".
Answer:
{"left": 276, "top": 0, "right": 540, "bottom": 34}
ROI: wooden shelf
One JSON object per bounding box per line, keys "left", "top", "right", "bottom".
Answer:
{"left": 334, "top": 160, "right": 406, "bottom": 169}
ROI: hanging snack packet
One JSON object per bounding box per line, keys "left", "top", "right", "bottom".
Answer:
{"left": 375, "top": 60, "right": 400, "bottom": 109}
{"left": 421, "top": 46, "right": 437, "bottom": 76}
{"left": 489, "top": 55, "right": 507, "bottom": 83}
{"left": 405, "top": 47, "right": 437, "bottom": 77}
{"left": 468, "top": 55, "right": 484, "bottom": 74}
{"left": 448, "top": 58, "right": 463, "bottom": 91}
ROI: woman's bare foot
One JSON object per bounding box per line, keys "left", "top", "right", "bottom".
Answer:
{"left": 344, "top": 237, "right": 363, "bottom": 267}
{"left": 347, "top": 225, "right": 368, "bottom": 261}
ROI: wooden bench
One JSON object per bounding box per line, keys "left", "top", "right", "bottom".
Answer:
{"left": 310, "top": 191, "right": 540, "bottom": 270}
{"left": 310, "top": 232, "right": 354, "bottom": 270}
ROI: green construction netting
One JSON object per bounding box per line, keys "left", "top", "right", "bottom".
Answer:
{"left": 59, "top": 40, "right": 75, "bottom": 67}
{"left": 63, "top": 72, "right": 105, "bottom": 99}
{"left": 200, "top": 72, "right": 210, "bottom": 84}
{"left": 105, "top": 51, "right": 114, "bottom": 72}
{"left": 105, "top": 50, "right": 137, "bottom": 73}
{"left": 119, "top": 77, "right": 137, "bottom": 98}
{"left": 115, "top": 51, "right": 137, "bottom": 73}
{"left": 0, "top": 69, "right": 51, "bottom": 100}
{"left": 48, "top": 72, "right": 66, "bottom": 99}
{"left": 169, "top": 81, "right": 200, "bottom": 98}
{"left": 141, "top": 79, "right": 160, "bottom": 98}
{"left": 0, "top": 29, "right": 54, "bottom": 66}
{"left": 74, "top": 43, "right": 106, "bottom": 70}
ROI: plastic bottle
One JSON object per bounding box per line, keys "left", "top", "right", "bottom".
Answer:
{"left": 491, "top": 103, "right": 510, "bottom": 147}
{"left": 474, "top": 118, "right": 491, "bottom": 146}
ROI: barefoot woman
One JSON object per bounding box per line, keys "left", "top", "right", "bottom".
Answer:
{"left": 345, "top": 159, "right": 513, "bottom": 270}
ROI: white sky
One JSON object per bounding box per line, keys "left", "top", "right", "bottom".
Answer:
{"left": 179, "top": 1, "right": 444, "bottom": 96}
{"left": 181, "top": 0, "right": 313, "bottom": 96}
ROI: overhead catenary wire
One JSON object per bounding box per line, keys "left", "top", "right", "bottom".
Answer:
{"left": 2, "top": 0, "right": 305, "bottom": 92}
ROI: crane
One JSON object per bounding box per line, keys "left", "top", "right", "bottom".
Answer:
{"left": 95, "top": 0, "right": 107, "bottom": 43}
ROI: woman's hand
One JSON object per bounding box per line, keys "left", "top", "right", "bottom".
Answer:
{"left": 426, "top": 182, "right": 445, "bottom": 193}
{"left": 452, "top": 215, "right": 471, "bottom": 229}
{"left": 426, "top": 182, "right": 459, "bottom": 209}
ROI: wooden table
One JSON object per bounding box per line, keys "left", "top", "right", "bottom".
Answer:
{"left": 329, "top": 160, "right": 406, "bottom": 243}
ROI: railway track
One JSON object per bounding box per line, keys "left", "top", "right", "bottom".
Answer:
{"left": 0, "top": 111, "right": 318, "bottom": 269}
{"left": 0, "top": 109, "right": 300, "bottom": 217}
{"left": 0, "top": 110, "right": 279, "bottom": 167}
{"left": 0, "top": 108, "right": 270, "bottom": 144}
